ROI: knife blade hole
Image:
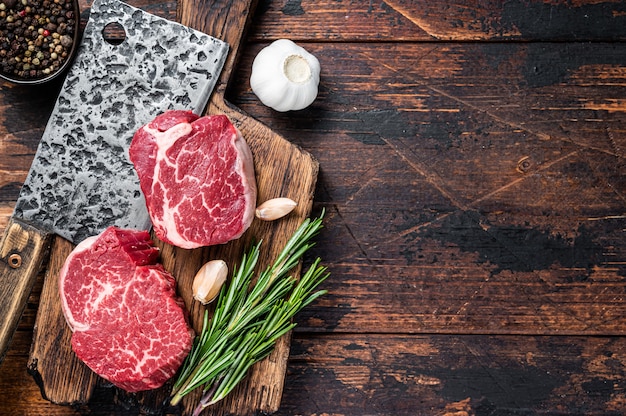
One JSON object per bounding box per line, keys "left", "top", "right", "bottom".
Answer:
{"left": 103, "top": 22, "right": 126, "bottom": 45}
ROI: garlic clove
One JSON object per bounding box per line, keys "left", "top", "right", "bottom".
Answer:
{"left": 250, "top": 39, "right": 320, "bottom": 112}
{"left": 255, "top": 197, "right": 297, "bottom": 221}
{"left": 192, "top": 260, "right": 228, "bottom": 305}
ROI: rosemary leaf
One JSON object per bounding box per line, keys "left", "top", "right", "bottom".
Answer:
{"left": 170, "top": 212, "right": 329, "bottom": 410}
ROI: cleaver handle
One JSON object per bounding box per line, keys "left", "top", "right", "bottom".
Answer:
{"left": 177, "top": 0, "right": 257, "bottom": 97}
{"left": 0, "top": 217, "right": 52, "bottom": 363}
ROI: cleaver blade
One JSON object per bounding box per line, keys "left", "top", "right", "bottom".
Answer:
{"left": 0, "top": 0, "right": 228, "bottom": 362}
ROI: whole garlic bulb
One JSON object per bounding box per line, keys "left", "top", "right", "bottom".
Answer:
{"left": 250, "top": 39, "right": 320, "bottom": 112}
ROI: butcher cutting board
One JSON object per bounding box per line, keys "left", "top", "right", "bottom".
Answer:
{"left": 27, "top": 0, "right": 319, "bottom": 415}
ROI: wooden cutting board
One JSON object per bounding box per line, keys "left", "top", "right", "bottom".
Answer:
{"left": 27, "top": 0, "right": 319, "bottom": 414}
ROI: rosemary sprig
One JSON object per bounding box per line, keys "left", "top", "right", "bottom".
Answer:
{"left": 170, "top": 212, "right": 329, "bottom": 413}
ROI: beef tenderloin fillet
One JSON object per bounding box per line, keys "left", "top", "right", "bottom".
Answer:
{"left": 130, "top": 110, "right": 257, "bottom": 249}
{"left": 59, "top": 227, "right": 194, "bottom": 393}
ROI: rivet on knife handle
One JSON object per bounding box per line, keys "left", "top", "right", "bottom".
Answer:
{"left": 8, "top": 253, "right": 22, "bottom": 268}
{"left": 0, "top": 217, "right": 52, "bottom": 363}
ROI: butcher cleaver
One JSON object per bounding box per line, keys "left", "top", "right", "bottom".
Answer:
{"left": 0, "top": 0, "right": 229, "bottom": 362}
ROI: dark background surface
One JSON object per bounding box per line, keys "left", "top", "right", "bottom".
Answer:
{"left": 1, "top": 0, "right": 626, "bottom": 414}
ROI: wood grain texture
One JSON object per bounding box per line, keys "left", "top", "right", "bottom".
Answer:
{"left": 27, "top": 236, "right": 98, "bottom": 405}
{"left": 2, "top": 0, "right": 626, "bottom": 414}
{"left": 0, "top": 218, "right": 51, "bottom": 363}
{"left": 248, "top": 0, "right": 626, "bottom": 42}
{"left": 275, "top": 334, "right": 626, "bottom": 415}
{"left": 7, "top": 331, "right": 626, "bottom": 415}
{"left": 229, "top": 41, "right": 626, "bottom": 337}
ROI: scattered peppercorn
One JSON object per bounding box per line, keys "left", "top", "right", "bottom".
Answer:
{"left": 0, "top": 0, "right": 76, "bottom": 81}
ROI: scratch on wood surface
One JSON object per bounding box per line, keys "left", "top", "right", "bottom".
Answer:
{"left": 467, "top": 150, "right": 581, "bottom": 208}
{"left": 332, "top": 204, "right": 373, "bottom": 265}
{"left": 359, "top": 46, "right": 623, "bottom": 162}
{"left": 605, "top": 125, "right": 624, "bottom": 158}
{"left": 382, "top": 0, "right": 443, "bottom": 39}
{"left": 358, "top": 44, "right": 441, "bottom": 75}
{"left": 357, "top": 45, "right": 555, "bottom": 151}
{"left": 345, "top": 175, "right": 382, "bottom": 206}
{"left": 381, "top": 136, "right": 468, "bottom": 210}
{"left": 427, "top": 83, "right": 556, "bottom": 144}
{"left": 383, "top": 0, "right": 521, "bottom": 40}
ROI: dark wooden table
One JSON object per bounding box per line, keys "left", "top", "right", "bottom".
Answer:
{"left": 2, "top": 0, "right": 626, "bottom": 414}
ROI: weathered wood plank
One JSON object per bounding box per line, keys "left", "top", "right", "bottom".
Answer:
{"left": 0, "top": 329, "right": 135, "bottom": 415}
{"left": 229, "top": 41, "right": 626, "bottom": 335}
{"left": 250, "top": 0, "right": 626, "bottom": 42}
{"left": 274, "top": 333, "right": 626, "bottom": 415}
{"left": 5, "top": 329, "right": 626, "bottom": 414}
{"left": 232, "top": 42, "right": 626, "bottom": 156}
{"left": 0, "top": 83, "right": 58, "bottom": 215}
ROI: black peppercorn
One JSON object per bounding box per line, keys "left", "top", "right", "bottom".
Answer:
{"left": 0, "top": 0, "right": 76, "bottom": 81}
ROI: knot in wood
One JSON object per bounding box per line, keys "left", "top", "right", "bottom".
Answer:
{"left": 516, "top": 156, "right": 532, "bottom": 174}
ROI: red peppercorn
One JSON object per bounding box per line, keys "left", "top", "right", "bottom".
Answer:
{"left": 42, "top": 29, "right": 50, "bottom": 37}
{"left": 18, "top": 10, "right": 26, "bottom": 17}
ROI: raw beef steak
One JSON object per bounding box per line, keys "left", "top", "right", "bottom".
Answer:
{"left": 59, "top": 227, "right": 194, "bottom": 393}
{"left": 130, "top": 110, "right": 257, "bottom": 249}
